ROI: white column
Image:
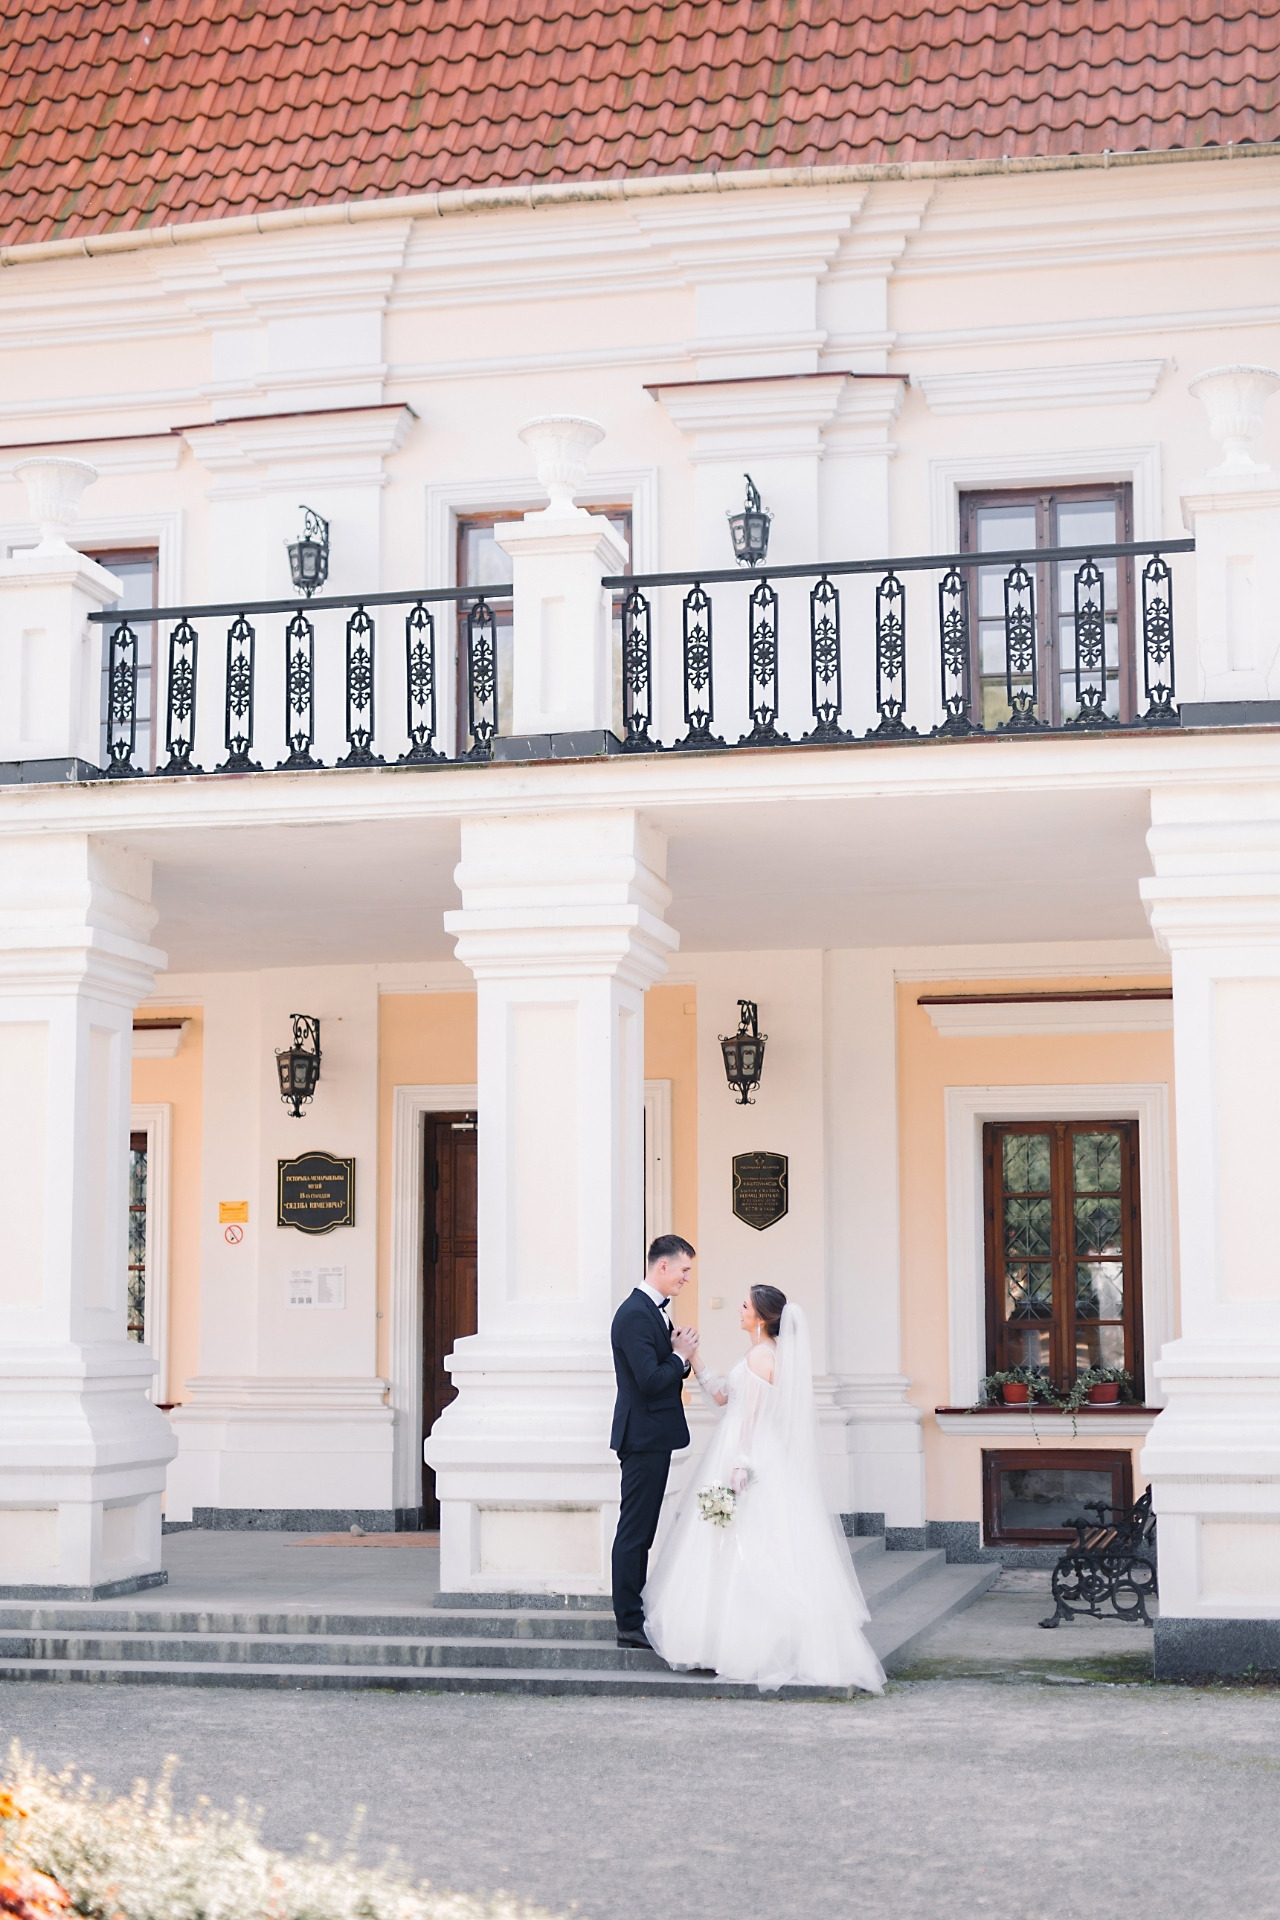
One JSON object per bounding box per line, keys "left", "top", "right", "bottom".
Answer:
{"left": 1141, "top": 784, "right": 1280, "bottom": 1675}
{"left": 428, "top": 808, "right": 677, "bottom": 1594}
{"left": 823, "top": 950, "right": 925, "bottom": 1531}
{"left": 1179, "top": 364, "right": 1280, "bottom": 726}
{"left": 493, "top": 416, "right": 628, "bottom": 747}
{"left": 0, "top": 459, "right": 121, "bottom": 776}
{"left": 0, "top": 833, "right": 176, "bottom": 1597}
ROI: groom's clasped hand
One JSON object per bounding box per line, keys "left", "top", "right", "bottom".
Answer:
{"left": 670, "top": 1324, "right": 699, "bottom": 1363}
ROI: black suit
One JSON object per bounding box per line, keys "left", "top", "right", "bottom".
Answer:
{"left": 610, "top": 1286, "right": 690, "bottom": 1636}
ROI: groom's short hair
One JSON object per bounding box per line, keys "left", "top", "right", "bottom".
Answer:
{"left": 648, "top": 1234, "right": 696, "bottom": 1267}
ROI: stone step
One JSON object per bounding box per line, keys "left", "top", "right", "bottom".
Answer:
{"left": 0, "top": 1631, "right": 672, "bottom": 1672}
{"left": 0, "top": 1658, "right": 862, "bottom": 1701}
{"left": 868, "top": 1563, "right": 1002, "bottom": 1671}
{"left": 854, "top": 1548, "right": 946, "bottom": 1610}
{"left": 0, "top": 1607, "right": 621, "bottom": 1642}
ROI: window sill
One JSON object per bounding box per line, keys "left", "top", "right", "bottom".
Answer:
{"left": 934, "top": 1406, "right": 1159, "bottom": 1438}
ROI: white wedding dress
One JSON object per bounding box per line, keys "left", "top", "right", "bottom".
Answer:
{"left": 643, "top": 1304, "right": 885, "bottom": 1694}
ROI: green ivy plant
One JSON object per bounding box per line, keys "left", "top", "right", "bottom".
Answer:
{"left": 974, "top": 1365, "right": 1136, "bottom": 1440}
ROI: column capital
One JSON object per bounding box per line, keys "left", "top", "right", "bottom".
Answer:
{"left": 444, "top": 808, "right": 678, "bottom": 987}
{"left": 1143, "top": 786, "right": 1280, "bottom": 953}
{"left": 0, "top": 833, "right": 164, "bottom": 1000}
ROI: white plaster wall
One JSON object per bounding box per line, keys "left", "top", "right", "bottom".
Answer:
{"left": 168, "top": 961, "right": 390, "bottom": 1518}
{"left": 680, "top": 950, "right": 830, "bottom": 1374}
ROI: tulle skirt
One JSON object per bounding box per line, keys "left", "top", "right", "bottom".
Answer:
{"left": 642, "top": 1417, "right": 886, "bottom": 1694}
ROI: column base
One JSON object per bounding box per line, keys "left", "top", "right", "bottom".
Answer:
{"left": 0, "top": 1569, "right": 168, "bottom": 1602}
{"left": 165, "top": 1377, "right": 394, "bottom": 1522}
{"left": 426, "top": 1343, "right": 621, "bottom": 1596}
{"left": 0, "top": 1345, "right": 176, "bottom": 1593}
{"left": 833, "top": 1374, "right": 926, "bottom": 1528}
{"left": 1154, "top": 1617, "right": 1280, "bottom": 1681}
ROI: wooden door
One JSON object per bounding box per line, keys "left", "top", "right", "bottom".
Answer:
{"left": 422, "top": 1112, "right": 478, "bottom": 1526}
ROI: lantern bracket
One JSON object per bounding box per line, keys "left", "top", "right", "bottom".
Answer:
{"left": 276, "top": 1013, "right": 322, "bottom": 1118}
{"left": 719, "top": 998, "right": 768, "bottom": 1105}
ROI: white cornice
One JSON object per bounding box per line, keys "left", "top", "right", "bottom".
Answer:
{"left": 916, "top": 358, "right": 1168, "bottom": 415}
{"left": 3, "top": 146, "right": 1276, "bottom": 272}
{"left": 0, "top": 433, "right": 183, "bottom": 478}
{"left": 181, "top": 403, "right": 416, "bottom": 490}
{"left": 648, "top": 372, "right": 904, "bottom": 462}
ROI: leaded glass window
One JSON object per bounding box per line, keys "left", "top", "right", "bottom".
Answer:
{"left": 983, "top": 1119, "right": 1142, "bottom": 1392}
{"left": 127, "top": 1129, "right": 148, "bottom": 1343}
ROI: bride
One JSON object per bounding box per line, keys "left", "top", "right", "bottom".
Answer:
{"left": 642, "top": 1286, "right": 885, "bottom": 1694}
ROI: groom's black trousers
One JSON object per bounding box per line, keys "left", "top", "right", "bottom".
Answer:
{"left": 612, "top": 1449, "right": 671, "bottom": 1635}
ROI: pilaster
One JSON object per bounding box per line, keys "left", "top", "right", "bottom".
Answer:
{"left": 0, "top": 833, "right": 176, "bottom": 1597}
{"left": 1141, "top": 785, "right": 1280, "bottom": 1674}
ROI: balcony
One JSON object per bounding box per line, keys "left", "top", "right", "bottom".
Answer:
{"left": 87, "top": 537, "right": 1192, "bottom": 780}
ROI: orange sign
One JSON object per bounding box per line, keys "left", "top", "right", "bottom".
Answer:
{"left": 218, "top": 1200, "right": 249, "bottom": 1224}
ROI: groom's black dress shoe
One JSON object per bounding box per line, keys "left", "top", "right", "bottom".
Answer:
{"left": 616, "top": 1630, "right": 654, "bottom": 1650}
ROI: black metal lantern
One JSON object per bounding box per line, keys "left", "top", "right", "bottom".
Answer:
{"left": 287, "top": 506, "right": 330, "bottom": 597}
{"left": 727, "top": 474, "right": 772, "bottom": 567}
{"left": 720, "top": 999, "right": 767, "bottom": 1105}
{"left": 276, "top": 1014, "right": 322, "bottom": 1117}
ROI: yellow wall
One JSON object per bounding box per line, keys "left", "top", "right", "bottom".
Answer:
{"left": 897, "top": 976, "right": 1176, "bottom": 1524}
{"left": 374, "top": 984, "right": 700, "bottom": 1374}
{"left": 131, "top": 1008, "right": 204, "bottom": 1405}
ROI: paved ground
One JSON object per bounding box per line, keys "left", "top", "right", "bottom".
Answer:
{"left": 3, "top": 1630, "right": 1278, "bottom": 1920}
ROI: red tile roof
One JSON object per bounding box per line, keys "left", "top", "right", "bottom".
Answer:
{"left": 2, "top": 1, "right": 1277, "bottom": 247}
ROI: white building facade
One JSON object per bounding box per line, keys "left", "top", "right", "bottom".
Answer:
{"left": 2, "top": 103, "right": 1280, "bottom": 1675}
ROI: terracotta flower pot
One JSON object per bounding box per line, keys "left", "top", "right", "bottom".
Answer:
{"left": 1087, "top": 1382, "right": 1121, "bottom": 1404}
{"left": 1002, "top": 1382, "right": 1030, "bottom": 1404}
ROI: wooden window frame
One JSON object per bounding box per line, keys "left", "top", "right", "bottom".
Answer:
{"left": 983, "top": 1448, "right": 1134, "bottom": 1546}
{"left": 958, "top": 484, "right": 1136, "bottom": 726}
{"left": 983, "top": 1118, "right": 1144, "bottom": 1394}
{"left": 85, "top": 546, "right": 160, "bottom": 771}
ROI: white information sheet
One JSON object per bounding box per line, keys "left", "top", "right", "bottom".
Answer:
{"left": 288, "top": 1265, "right": 346, "bottom": 1308}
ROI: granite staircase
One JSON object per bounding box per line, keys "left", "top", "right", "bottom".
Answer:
{"left": 0, "top": 1537, "right": 995, "bottom": 1699}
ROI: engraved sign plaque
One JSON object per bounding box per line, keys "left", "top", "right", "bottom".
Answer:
{"left": 277, "top": 1151, "right": 355, "bottom": 1235}
{"left": 731, "top": 1150, "right": 789, "bottom": 1232}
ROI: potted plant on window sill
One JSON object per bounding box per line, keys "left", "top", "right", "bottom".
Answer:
{"left": 977, "top": 1367, "right": 1059, "bottom": 1409}
{"left": 1063, "top": 1366, "right": 1135, "bottom": 1409}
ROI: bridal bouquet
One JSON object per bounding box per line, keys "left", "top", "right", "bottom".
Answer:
{"left": 697, "top": 1484, "right": 737, "bottom": 1527}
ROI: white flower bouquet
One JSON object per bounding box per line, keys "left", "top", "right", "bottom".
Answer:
{"left": 697, "top": 1484, "right": 737, "bottom": 1527}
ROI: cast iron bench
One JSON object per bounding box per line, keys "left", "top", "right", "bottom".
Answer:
{"left": 1039, "top": 1486, "right": 1157, "bottom": 1629}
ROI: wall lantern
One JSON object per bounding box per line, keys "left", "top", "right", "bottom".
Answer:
{"left": 287, "top": 506, "right": 330, "bottom": 597}
{"left": 720, "top": 999, "right": 767, "bottom": 1105}
{"left": 727, "top": 474, "right": 772, "bottom": 567}
{"left": 276, "top": 1014, "right": 322, "bottom": 1117}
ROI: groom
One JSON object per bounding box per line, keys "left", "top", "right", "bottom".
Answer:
{"left": 609, "top": 1233, "right": 699, "bottom": 1650}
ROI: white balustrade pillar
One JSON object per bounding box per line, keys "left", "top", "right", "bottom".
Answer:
{"left": 822, "top": 950, "right": 925, "bottom": 1532}
{"left": 0, "top": 459, "right": 122, "bottom": 776}
{"left": 494, "top": 416, "right": 629, "bottom": 746}
{"left": 0, "top": 833, "right": 176, "bottom": 1597}
{"left": 1179, "top": 365, "right": 1280, "bottom": 727}
{"left": 1141, "top": 785, "right": 1280, "bottom": 1676}
{"left": 428, "top": 808, "right": 678, "bottom": 1595}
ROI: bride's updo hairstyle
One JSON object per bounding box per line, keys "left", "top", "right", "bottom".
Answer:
{"left": 749, "top": 1285, "right": 787, "bottom": 1339}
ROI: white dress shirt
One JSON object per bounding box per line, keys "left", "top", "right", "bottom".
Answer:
{"left": 637, "top": 1278, "right": 690, "bottom": 1374}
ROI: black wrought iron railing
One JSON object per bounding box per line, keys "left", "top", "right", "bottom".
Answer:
{"left": 607, "top": 538, "right": 1192, "bottom": 751}
{"left": 87, "top": 538, "right": 1192, "bottom": 777}
{"left": 89, "top": 585, "right": 511, "bottom": 777}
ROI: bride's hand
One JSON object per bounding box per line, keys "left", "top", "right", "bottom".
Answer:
{"left": 729, "top": 1467, "right": 749, "bottom": 1494}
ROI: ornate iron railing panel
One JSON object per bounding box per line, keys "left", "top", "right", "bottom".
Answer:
{"left": 740, "top": 578, "right": 787, "bottom": 746}
{"left": 621, "top": 585, "right": 654, "bottom": 750}
{"left": 279, "top": 610, "right": 318, "bottom": 770}
{"left": 805, "top": 574, "right": 852, "bottom": 743}
{"left": 935, "top": 565, "right": 975, "bottom": 737}
{"left": 161, "top": 617, "right": 200, "bottom": 774}
{"left": 462, "top": 596, "right": 498, "bottom": 761}
{"left": 340, "top": 606, "right": 383, "bottom": 768}
{"left": 673, "top": 583, "right": 724, "bottom": 750}
{"left": 872, "top": 569, "right": 915, "bottom": 738}
{"left": 1139, "top": 553, "right": 1177, "bottom": 726}
{"left": 105, "top": 619, "right": 141, "bottom": 775}
{"left": 221, "top": 614, "right": 261, "bottom": 773}
{"left": 83, "top": 541, "right": 1191, "bottom": 775}
{"left": 401, "top": 601, "right": 442, "bottom": 764}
